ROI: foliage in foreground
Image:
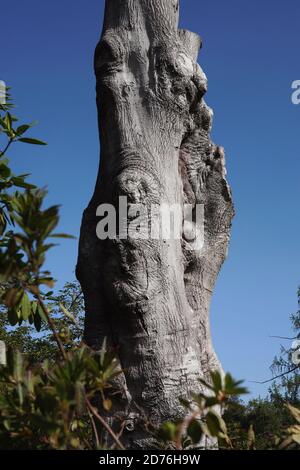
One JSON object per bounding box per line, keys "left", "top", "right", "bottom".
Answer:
{"left": 0, "top": 345, "right": 120, "bottom": 449}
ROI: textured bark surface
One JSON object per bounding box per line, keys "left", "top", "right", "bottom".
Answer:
{"left": 77, "top": 0, "right": 234, "bottom": 448}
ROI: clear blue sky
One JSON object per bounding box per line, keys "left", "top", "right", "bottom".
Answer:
{"left": 1, "top": 0, "right": 300, "bottom": 398}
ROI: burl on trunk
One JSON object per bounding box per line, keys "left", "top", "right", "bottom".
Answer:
{"left": 77, "top": 0, "right": 234, "bottom": 447}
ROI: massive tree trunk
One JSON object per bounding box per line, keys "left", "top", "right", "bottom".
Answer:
{"left": 77, "top": 0, "right": 234, "bottom": 448}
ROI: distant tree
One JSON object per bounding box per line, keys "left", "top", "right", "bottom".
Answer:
{"left": 0, "top": 281, "right": 84, "bottom": 364}
{"left": 270, "top": 287, "right": 300, "bottom": 402}
{"left": 223, "top": 288, "right": 300, "bottom": 450}
{"left": 223, "top": 396, "right": 297, "bottom": 450}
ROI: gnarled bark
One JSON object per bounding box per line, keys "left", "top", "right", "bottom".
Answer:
{"left": 77, "top": 0, "right": 234, "bottom": 448}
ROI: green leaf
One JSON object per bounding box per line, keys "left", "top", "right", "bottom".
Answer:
{"left": 59, "top": 303, "right": 77, "bottom": 324}
{"left": 179, "top": 397, "right": 192, "bottom": 410}
{"left": 198, "top": 377, "right": 214, "bottom": 391}
{"left": 20, "top": 292, "right": 31, "bottom": 320}
{"left": 157, "top": 422, "right": 178, "bottom": 442}
{"left": 39, "top": 277, "right": 55, "bottom": 288}
{"left": 8, "top": 308, "right": 19, "bottom": 326}
{"left": 210, "top": 370, "right": 223, "bottom": 392}
{"left": 17, "top": 137, "right": 47, "bottom": 145}
{"left": 34, "top": 311, "right": 42, "bottom": 332}
{"left": 37, "top": 303, "right": 47, "bottom": 323}
{"left": 187, "top": 419, "right": 203, "bottom": 444}
{"left": 4, "top": 288, "right": 24, "bottom": 309}
{"left": 204, "top": 396, "right": 219, "bottom": 407}
{"left": 75, "top": 382, "right": 85, "bottom": 414}
{"left": 13, "top": 350, "right": 24, "bottom": 406}
{"left": 4, "top": 113, "right": 12, "bottom": 131}
{"left": 15, "top": 124, "right": 31, "bottom": 136}
{"left": 205, "top": 410, "right": 227, "bottom": 438}
{"left": 31, "top": 301, "right": 38, "bottom": 315}
{"left": 10, "top": 177, "right": 36, "bottom": 189}
{"left": 224, "top": 373, "right": 248, "bottom": 396}
{"left": 0, "top": 163, "right": 11, "bottom": 178}
{"left": 50, "top": 233, "right": 76, "bottom": 239}
{"left": 0, "top": 117, "right": 9, "bottom": 130}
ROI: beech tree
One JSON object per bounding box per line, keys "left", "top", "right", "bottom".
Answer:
{"left": 77, "top": 0, "right": 234, "bottom": 447}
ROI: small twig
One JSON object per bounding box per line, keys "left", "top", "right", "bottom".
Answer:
{"left": 36, "top": 293, "right": 67, "bottom": 360}
{"left": 85, "top": 397, "right": 125, "bottom": 450}
{"left": 69, "top": 292, "right": 83, "bottom": 312}
{"left": 87, "top": 408, "right": 100, "bottom": 448}
{"left": 250, "top": 365, "right": 300, "bottom": 385}
{"left": 270, "top": 335, "right": 297, "bottom": 340}
{"left": 0, "top": 138, "right": 13, "bottom": 157}
{"left": 110, "top": 420, "right": 127, "bottom": 451}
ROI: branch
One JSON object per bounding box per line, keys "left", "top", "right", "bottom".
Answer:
{"left": 85, "top": 397, "right": 125, "bottom": 450}
{"left": 67, "top": 291, "right": 83, "bottom": 317}
{"left": 0, "top": 138, "right": 13, "bottom": 157}
{"left": 36, "top": 294, "right": 67, "bottom": 360}
{"left": 250, "top": 365, "right": 300, "bottom": 385}
{"left": 87, "top": 407, "right": 100, "bottom": 449}
{"left": 270, "top": 335, "right": 297, "bottom": 340}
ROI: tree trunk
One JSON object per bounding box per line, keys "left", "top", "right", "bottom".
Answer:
{"left": 77, "top": 0, "right": 234, "bottom": 448}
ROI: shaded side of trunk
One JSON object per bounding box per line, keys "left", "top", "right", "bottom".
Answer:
{"left": 77, "top": 0, "right": 234, "bottom": 448}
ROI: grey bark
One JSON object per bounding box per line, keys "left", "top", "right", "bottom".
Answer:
{"left": 77, "top": 0, "right": 234, "bottom": 448}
